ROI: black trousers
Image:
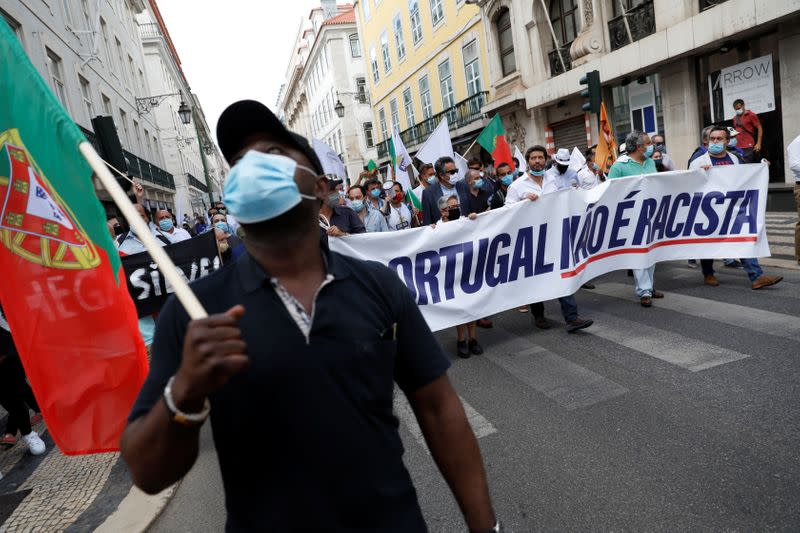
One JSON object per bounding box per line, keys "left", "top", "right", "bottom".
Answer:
{"left": 0, "top": 356, "right": 39, "bottom": 436}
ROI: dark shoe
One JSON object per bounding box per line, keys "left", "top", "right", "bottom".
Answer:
{"left": 456, "top": 340, "right": 470, "bottom": 358}
{"left": 640, "top": 296, "right": 652, "bottom": 307}
{"left": 651, "top": 290, "right": 664, "bottom": 299}
{"left": 752, "top": 275, "right": 783, "bottom": 290}
{"left": 468, "top": 338, "right": 484, "bottom": 355}
{"left": 476, "top": 318, "right": 493, "bottom": 329}
{"left": 534, "top": 316, "right": 552, "bottom": 330}
{"left": 566, "top": 317, "right": 594, "bottom": 333}
{"left": 581, "top": 282, "right": 595, "bottom": 289}
{"left": 627, "top": 269, "right": 633, "bottom": 277}
{"left": 704, "top": 275, "right": 719, "bottom": 287}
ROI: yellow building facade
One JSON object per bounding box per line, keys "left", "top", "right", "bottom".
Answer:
{"left": 353, "top": 0, "right": 492, "bottom": 164}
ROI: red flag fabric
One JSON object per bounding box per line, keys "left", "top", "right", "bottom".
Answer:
{"left": 0, "top": 20, "right": 148, "bottom": 454}
{"left": 476, "top": 114, "right": 515, "bottom": 171}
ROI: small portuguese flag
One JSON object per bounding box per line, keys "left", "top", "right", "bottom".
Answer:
{"left": 476, "top": 114, "right": 516, "bottom": 171}
{"left": 367, "top": 159, "right": 378, "bottom": 173}
{"left": 0, "top": 20, "right": 147, "bottom": 454}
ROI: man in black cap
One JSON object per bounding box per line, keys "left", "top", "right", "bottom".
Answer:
{"left": 121, "top": 100, "right": 500, "bottom": 533}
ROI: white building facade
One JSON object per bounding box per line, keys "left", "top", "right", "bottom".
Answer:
{"left": 279, "top": 1, "right": 377, "bottom": 183}
{"left": 476, "top": 0, "right": 800, "bottom": 207}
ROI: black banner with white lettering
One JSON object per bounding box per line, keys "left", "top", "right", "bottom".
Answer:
{"left": 122, "top": 231, "right": 221, "bottom": 317}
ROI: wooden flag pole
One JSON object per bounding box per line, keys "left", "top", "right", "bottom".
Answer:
{"left": 79, "top": 142, "right": 208, "bottom": 320}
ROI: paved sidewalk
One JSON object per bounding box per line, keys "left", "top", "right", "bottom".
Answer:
{"left": 0, "top": 408, "right": 167, "bottom": 532}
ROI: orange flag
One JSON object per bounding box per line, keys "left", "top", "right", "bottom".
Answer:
{"left": 595, "top": 102, "right": 617, "bottom": 174}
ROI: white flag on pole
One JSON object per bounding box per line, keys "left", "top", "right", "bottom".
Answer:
{"left": 454, "top": 153, "right": 469, "bottom": 182}
{"left": 513, "top": 145, "right": 527, "bottom": 174}
{"left": 568, "top": 147, "right": 586, "bottom": 173}
{"left": 415, "top": 117, "right": 454, "bottom": 164}
{"left": 391, "top": 128, "right": 413, "bottom": 192}
{"left": 312, "top": 138, "right": 347, "bottom": 178}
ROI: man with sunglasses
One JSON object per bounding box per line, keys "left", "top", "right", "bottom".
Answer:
{"left": 421, "top": 156, "right": 471, "bottom": 225}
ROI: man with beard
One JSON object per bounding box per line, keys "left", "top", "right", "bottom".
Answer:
{"left": 121, "top": 100, "right": 500, "bottom": 533}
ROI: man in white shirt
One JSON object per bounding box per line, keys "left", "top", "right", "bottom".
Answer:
{"left": 545, "top": 148, "right": 579, "bottom": 191}
{"left": 577, "top": 147, "right": 602, "bottom": 190}
{"left": 382, "top": 181, "right": 415, "bottom": 231}
{"left": 154, "top": 209, "right": 192, "bottom": 243}
{"left": 505, "top": 145, "right": 593, "bottom": 333}
{"left": 787, "top": 134, "right": 800, "bottom": 263}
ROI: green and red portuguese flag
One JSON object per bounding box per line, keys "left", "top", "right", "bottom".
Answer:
{"left": 477, "top": 114, "right": 515, "bottom": 171}
{"left": 0, "top": 21, "right": 147, "bottom": 454}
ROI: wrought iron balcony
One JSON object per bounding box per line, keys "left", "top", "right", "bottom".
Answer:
{"left": 376, "top": 91, "right": 488, "bottom": 159}
{"left": 608, "top": 0, "right": 656, "bottom": 51}
{"left": 124, "top": 149, "right": 175, "bottom": 189}
{"left": 548, "top": 44, "right": 573, "bottom": 77}
{"left": 138, "top": 23, "right": 161, "bottom": 40}
{"left": 187, "top": 173, "right": 209, "bottom": 193}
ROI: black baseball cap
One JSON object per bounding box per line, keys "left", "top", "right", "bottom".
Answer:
{"left": 216, "top": 100, "right": 323, "bottom": 174}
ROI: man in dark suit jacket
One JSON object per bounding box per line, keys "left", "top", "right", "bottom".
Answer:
{"left": 422, "top": 156, "right": 471, "bottom": 225}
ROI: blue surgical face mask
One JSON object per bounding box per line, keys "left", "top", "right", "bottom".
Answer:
{"left": 473, "top": 178, "right": 484, "bottom": 189}
{"left": 644, "top": 145, "right": 654, "bottom": 158}
{"left": 528, "top": 169, "right": 544, "bottom": 177}
{"left": 592, "top": 163, "right": 600, "bottom": 171}
{"left": 214, "top": 221, "right": 230, "bottom": 233}
{"left": 370, "top": 188, "right": 381, "bottom": 198}
{"left": 708, "top": 142, "right": 726, "bottom": 155}
{"left": 427, "top": 176, "right": 438, "bottom": 186}
{"left": 728, "top": 137, "right": 738, "bottom": 148}
{"left": 158, "top": 219, "right": 174, "bottom": 232}
{"left": 350, "top": 200, "right": 365, "bottom": 212}
{"left": 501, "top": 174, "right": 513, "bottom": 186}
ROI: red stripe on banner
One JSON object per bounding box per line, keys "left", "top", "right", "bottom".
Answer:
{"left": 560, "top": 236, "right": 759, "bottom": 278}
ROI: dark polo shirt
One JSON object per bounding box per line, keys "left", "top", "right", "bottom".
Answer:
{"left": 129, "top": 247, "right": 450, "bottom": 532}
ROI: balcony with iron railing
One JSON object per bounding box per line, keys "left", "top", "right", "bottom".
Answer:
{"left": 548, "top": 43, "right": 573, "bottom": 77}
{"left": 608, "top": 0, "right": 656, "bottom": 51}
{"left": 187, "top": 173, "right": 208, "bottom": 193}
{"left": 376, "top": 91, "right": 488, "bottom": 159}
{"left": 138, "top": 22, "right": 161, "bottom": 40}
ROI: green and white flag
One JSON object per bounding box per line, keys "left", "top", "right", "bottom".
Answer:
{"left": 388, "top": 128, "right": 413, "bottom": 193}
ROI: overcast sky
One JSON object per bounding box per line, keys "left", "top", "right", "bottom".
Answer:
{"left": 156, "top": 0, "right": 321, "bottom": 139}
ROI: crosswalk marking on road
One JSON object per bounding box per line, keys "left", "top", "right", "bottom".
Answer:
{"left": 590, "top": 282, "right": 800, "bottom": 341}
{"left": 485, "top": 344, "right": 629, "bottom": 410}
{"left": 581, "top": 308, "right": 752, "bottom": 372}
{"left": 393, "top": 389, "right": 497, "bottom": 453}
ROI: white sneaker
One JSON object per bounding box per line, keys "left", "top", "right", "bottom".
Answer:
{"left": 22, "top": 431, "right": 45, "bottom": 456}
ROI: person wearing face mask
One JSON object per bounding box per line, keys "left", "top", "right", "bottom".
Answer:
{"left": 688, "top": 125, "right": 715, "bottom": 167}
{"left": 412, "top": 163, "right": 435, "bottom": 204}
{"left": 577, "top": 148, "right": 603, "bottom": 188}
{"left": 732, "top": 98, "right": 763, "bottom": 163}
{"left": 318, "top": 179, "right": 366, "bottom": 237}
{"left": 154, "top": 209, "right": 192, "bottom": 243}
{"left": 421, "top": 156, "right": 470, "bottom": 225}
{"left": 212, "top": 213, "right": 245, "bottom": 259}
{"left": 465, "top": 169, "right": 491, "bottom": 216}
{"left": 725, "top": 127, "right": 745, "bottom": 159}
{"left": 347, "top": 185, "right": 389, "bottom": 232}
{"left": 121, "top": 99, "right": 499, "bottom": 533}
{"left": 489, "top": 163, "right": 514, "bottom": 209}
{"left": 608, "top": 131, "right": 664, "bottom": 307}
{"left": 364, "top": 178, "right": 385, "bottom": 212}
{"left": 545, "top": 148, "right": 579, "bottom": 190}
{"left": 652, "top": 150, "right": 667, "bottom": 172}
{"left": 380, "top": 181, "right": 416, "bottom": 231}
{"left": 650, "top": 134, "right": 675, "bottom": 171}
{"left": 505, "top": 146, "right": 594, "bottom": 332}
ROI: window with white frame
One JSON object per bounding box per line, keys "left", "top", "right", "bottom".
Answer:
{"left": 495, "top": 8, "right": 516, "bottom": 77}
{"left": 356, "top": 77, "right": 368, "bottom": 103}
{"left": 438, "top": 59, "right": 454, "bottom": 110}
{"left": 362, "top": 0, "right": 370, "bottom": 21}
{"left": 408, "top": 0, "right": 423, "bottom": 44}
{"left": 393, "top": 15, "right": 406, "bottom": 61}
{"left": 462, "top": 39, "right": 482, "bottom": 96}
{"left": 62, "top": 0, "right": 75, "bottom": 27}
{"left": 45, "top": 48, "right": 69, "bottom": 110}
{"left": 430, "top": 0, "right": 444, "bottom": 26}
{"left": 378, "top": 107, "right": 388, "bottom": 142}
{"left": 78, "top": 75, "right": 93, "bottom": 121}
{"left": 79, "top": 0, "right": 91, "bottom": 29}
{"left": 363, "top": 122, "right": 374, "bottom": 148}
{"left": 144, "top": 128, "right": 152, "bottom": 156}
{"left": 100, "top": 18, "right": 113, "bottom": 73}
{"left": 419, "top": 74, "right": 432, "bottom": 119}
{"left": 370, "top": 47, "right": 380, "bottom": 83}
{"left": 118, "top": 108, "right": 129, "bottom": 145}
{"left": 389, "top": 98, "right": 400, "bottom": 133}
{"left": 349, "top": 34, "right": 361, "bottom": 57}
{"left": 402, "top": 87, "right": 415, "bottom": 128}
{"left": 380, "top": 31, "right": 391, "bottom": 73}
{"left": 133, "top": 119, "right": 142, "bottom": 152}
{"left": 101, "top": 93, "right": 112, "bottom": 116}
{"left": 115, "top": 38, "right": 127, "bottom": 82}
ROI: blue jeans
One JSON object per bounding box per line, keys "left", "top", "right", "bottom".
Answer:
{"left": 530, "top": 295, "right": 578, "bottom": 322}
{"left": 632, "top": 265, "right": 656, "bottom": 297}
{"left": 701, "top": 258, "right": 763, "bottom": 282}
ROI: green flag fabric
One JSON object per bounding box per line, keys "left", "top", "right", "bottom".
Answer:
{"left": 476, "top": 114, "right": 504, "bottom": 153}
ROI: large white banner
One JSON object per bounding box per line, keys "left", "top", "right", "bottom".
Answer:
{"left": 330, "top": 166, "right": 770, "bottom": 331}
{"left": 709, "top": 54, "right": 775, "bottom": 122}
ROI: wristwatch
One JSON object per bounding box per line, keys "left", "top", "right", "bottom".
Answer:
{"left": 163, "top": 376, "right": 210, "bottom": 427}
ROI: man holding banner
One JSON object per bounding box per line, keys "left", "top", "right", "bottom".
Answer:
{"left": 122, "top": 100, "right": 499, "bottom": 533}
{"left": 506, "top": 146, "right": 594, "bottom": 332}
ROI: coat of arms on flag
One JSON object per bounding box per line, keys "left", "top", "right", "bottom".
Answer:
{"left": 0, "top": 128, "right": 100, "bottom": 269}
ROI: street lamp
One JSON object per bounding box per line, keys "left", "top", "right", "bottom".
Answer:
{"left": 135, "top": 91, "right": 192, "bottom": 126}
{"left": 178, "top": 98, "right": 192, "bottom": 125}
{"left": 334, "top": 98, "right": 345, "bottom": 118}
